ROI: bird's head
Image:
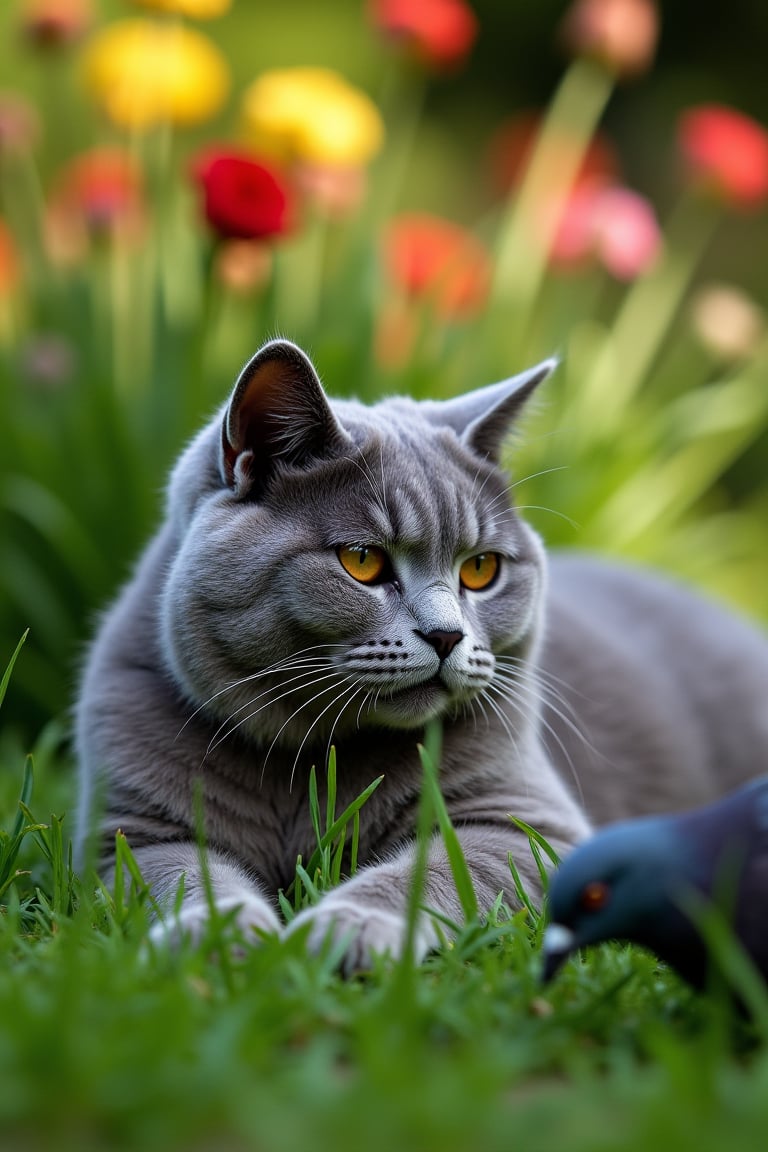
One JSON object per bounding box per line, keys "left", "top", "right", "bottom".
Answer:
{"left": 542, "top": 817, "right": 684, "bottom": 981}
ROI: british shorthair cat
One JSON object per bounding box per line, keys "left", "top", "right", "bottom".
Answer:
{"left": 75, "top": 339, "right": 768, "bottom": 969}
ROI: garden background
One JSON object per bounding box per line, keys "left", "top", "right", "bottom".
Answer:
{"left": 2, "top": 1, "right": 768, "bottom": 1149}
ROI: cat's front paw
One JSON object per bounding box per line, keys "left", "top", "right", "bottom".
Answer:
{"left": 287, "top": 892, "right": 438, "bottom": 974}
{"left": 148, "top": 892, "right": 282, "bottom": 951}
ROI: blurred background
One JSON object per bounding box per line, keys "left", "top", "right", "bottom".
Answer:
{"left": 1, "top": 0, "right": 767, "bottom": 741}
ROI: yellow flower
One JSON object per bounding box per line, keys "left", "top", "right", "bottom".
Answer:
{"left": 82, "top": 19, "right": 229, "bottom": 129}
{"left": 241, "top": 67, "right": 384, "bottom": 168}
{"left": 129, "top": 0, "right": 231, "bottom": 18}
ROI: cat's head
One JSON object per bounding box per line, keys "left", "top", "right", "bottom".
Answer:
{"left": 161, "top": 339, "right": 554, "bottom": 749}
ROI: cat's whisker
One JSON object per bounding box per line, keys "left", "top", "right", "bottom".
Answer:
{"left": 496, "top": 653, "right": 591, "bottom": 708}
{"left": 260, "top": 671, "right": 354, "bottom": 783}
{"left": 512, "top": 505, "right": 580, "bottom": 530}
{"left": 355, "top": 689, "right": 373, "bottom": 731}
{"left": 494, "top": 669, "right": 594, "bottom": 768}
{"left": 203, "top": 662, "right": 336, "bottom": 756}
{"left": 477, "top": 686, "right": 523, "bottom": 762}
{"left": 207, "top": 667, "right": 345, "bottom": 759}
{"left": 486, "top": 678, "right": 585, "bottom": 806}
{"left": 509, "top": 464, "right": 569, "bottom": 491}
{"left": 323, "top": 682, "right": 367, "bottom": 778}
{"left": 175, "top": 643, "right": 344, "bottom": 738}
{"left": 288, "top": 678, "right": 362, "bottom": 792}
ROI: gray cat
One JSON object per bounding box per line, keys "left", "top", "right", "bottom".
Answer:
{"left": 75, "top": 338, "right": 768, "bottom": 969}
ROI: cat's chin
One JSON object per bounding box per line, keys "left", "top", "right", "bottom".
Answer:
{"left": 366, "top": 678, "right": 457, "bottom": 729}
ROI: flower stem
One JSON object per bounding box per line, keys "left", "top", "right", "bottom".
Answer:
{"left": 490, "top": 57, "right": 614, "bottom": 332}
{"left": 583, "top": 192, "right": 721, "bottom": 433}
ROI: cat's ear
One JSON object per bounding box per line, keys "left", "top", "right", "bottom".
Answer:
{"left": 220, "top": 339, "right": 351, "bottom": 497}
{"left": 425, "top": 358, "right": 556, "bottom": 460}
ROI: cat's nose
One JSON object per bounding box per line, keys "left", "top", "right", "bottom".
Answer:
{"left": 415, "top": 629, "right": 464, "bottom": 661}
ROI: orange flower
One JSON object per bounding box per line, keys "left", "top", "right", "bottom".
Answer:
{"left": 384, "top": 213, "right": 490, "bottom": 316}
{"left": 369, "top": 0, "right": 478, "bottom": 69}
{"left": 0, "top": 219, "right": 19, "bottom": 295}
{"left": 46, "top": 148, "right": 145, "bottom": 263}
{"left": 560, "top": 0, "right": 658, "bottom": 78}
{"left": 678, "top": 104, "right": 768, "bottom": 210}
{"left": 19, "top": 0, "right": 93, "bottom": 48}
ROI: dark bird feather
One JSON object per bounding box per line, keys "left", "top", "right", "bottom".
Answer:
{"left": 542, "top": 776, "right": 768, "bottom": 990}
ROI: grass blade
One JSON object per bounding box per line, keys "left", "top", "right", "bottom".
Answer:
{"left": 0, "top": 630, "right": 28, "bottom": 711}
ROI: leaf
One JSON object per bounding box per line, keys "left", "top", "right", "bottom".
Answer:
{"left": 419, "top": 727, "right": 479, "bottom": 923}
{"left": 0, "top": 631, "right": 28, "bottom": 712}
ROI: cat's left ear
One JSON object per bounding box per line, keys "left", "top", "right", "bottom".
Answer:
{"left": 424, "top": 358, "right": 557, "bottom": 460}
{"left": 220, "top": 339, "right": 351, "bottom": 497}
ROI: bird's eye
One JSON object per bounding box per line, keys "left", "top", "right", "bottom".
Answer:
{"left": 579, "top": 881, "right": 611, "bottom": 912}
{"left": 459, "top": 552, "right": 500, "bottom": 591}
{"left": 337, "top": 544, "right": 389, "bottom": 585}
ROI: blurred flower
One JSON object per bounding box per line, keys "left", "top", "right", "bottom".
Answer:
{"left": 560, "top": 0, "right": 658, "bottom": 78}
{"left": 129, "top": 0, "right": 231, "bottom": 17}
{"left": 241, "top": 68, "right": 384, "bottom": 169}
{"left": 0, "top": 91, "right": 41, "bottom": 155}
{"left": 689, "top": 283, "right": 765, "bottom": 363}
{"left": 678, "top": 104, "right": 768, "bottom": 210}
{"left": 214, "top": 239, "right": 273, "bottom": 295}
{"left": 488, "top": 111, "right": 619, "bottom": 197}
{"left": 294, "top": 162, "right": 367, "bottom": 218}
{"left": 384, "top": 213, "right": 491, "bottom": 316}
{"left": 19, "top": 0, "right": 93, "bottom": 49}
{"left": 46, "top": 148, "right": 145, "bottom": 263}
{"left": 19, "top": 333, "right": 76, "bottom": 390}
{"left": 551, "top": 182, "right": 661, "bottom": 280}
{"left": 81, "top": 19, "right": 229, "bottom": 130}
{"left": 191, "top": 148, "right": 294, "bottom": 241}
{"left": 369, "top": 0, "right": 478, "bottom": 70}
{"left": 0, "top": 219, "right": 19, "bottom": 295}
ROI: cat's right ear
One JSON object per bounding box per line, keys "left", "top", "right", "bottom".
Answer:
{"left": 220, "top": 340, "right": 351, "bottom": 498}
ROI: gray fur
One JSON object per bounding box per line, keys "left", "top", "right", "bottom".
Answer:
{"left": 75, "top": 339, "right": 768, "bottom": 968}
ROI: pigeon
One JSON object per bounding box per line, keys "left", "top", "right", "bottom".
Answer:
{"left": 541, "top": 776, "right": 768, "bottom": 990}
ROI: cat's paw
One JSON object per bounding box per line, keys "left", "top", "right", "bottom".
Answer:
{"left": 287, "top": 892, "right": 438, "bottom": 974}
{"left": 148, "top": 892, "right": 282, "bottom": 951}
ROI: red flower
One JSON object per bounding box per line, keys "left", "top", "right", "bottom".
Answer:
{"left": 384, "top": 213, "right": 490, "bottom": 315}
{"left": 192, "top": 149, "right": 294, "bottom": 240}
{"left": 678, "top": 104, "right": 768, "bottom": 209}
{"left": 369, "top": 0, "right": 478, "bottom": 69}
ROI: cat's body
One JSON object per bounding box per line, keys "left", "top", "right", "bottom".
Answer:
{"left": 75, "top": 340, "right": 768, "bottom": 967}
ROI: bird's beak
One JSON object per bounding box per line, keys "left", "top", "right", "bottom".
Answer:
{"left": 541, "top": 922, "right": 576, "bottom": 982}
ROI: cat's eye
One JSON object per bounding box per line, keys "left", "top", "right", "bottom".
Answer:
{"left": 337, "top": 544, "right": 389, "bottom": 585}
{"left": 459, "top": 552, "right": 500, "bottom": 591}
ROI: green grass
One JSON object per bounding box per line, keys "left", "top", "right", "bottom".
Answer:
{"left": 2, "top": 645, "right": 768, "bottom": 1152}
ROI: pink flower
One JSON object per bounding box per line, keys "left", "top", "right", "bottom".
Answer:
{"left": 369, "top": 0, "right": 478, "bottom": 70}
{"left": 678, "top": 104, "right": 768, "bottom": 209}
{"left": 560, "top": 0, "right": 658, "bottom": 78}
{"left": 551, "top": 182, "right": 661, "bottom": 280}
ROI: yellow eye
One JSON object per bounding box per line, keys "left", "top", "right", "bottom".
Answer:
{"left": 337, "top": 545, "right": 388, "bottom": 585}
{"left": 459, "top": 553, "right": 500, "bottom": 591}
